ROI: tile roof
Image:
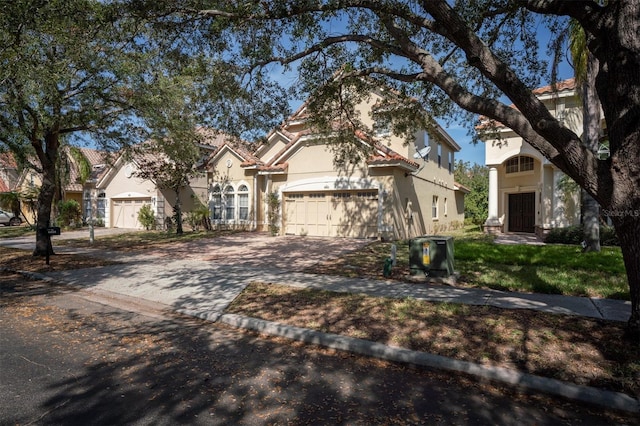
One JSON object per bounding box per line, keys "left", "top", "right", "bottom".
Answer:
{"left": 0, "top": 177, "right": 9, "bottom": 192}
{"left": 65, "top": 147, "right": 110, "bottom": 192}
{"left": 477, "top": 78, "right": 577, "bottom": 130}
{"left": 532, "top": 78, "right": 576, "bottom": 95}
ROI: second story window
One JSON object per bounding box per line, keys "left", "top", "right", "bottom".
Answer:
{"left": 505, "top": 156, "right": 534, "bottom": 174}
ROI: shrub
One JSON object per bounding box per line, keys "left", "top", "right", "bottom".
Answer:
{"left": 266, "top": 191, "right": 280, "bottom": 236}
{"left": 138, "top": 204, "right": 156, "bottom": 230}
{"left": 185, "top": 201, "right": 211, "bottom": 231}
{"left": 56, "top": 200, "right": 82, "bottom": 227}
{"left": 544, "top": 225, "right": 620, "bottom": 246}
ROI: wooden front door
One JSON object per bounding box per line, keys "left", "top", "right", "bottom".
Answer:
{"left": 508, "top": 192, "right": 535, "bottom": 233}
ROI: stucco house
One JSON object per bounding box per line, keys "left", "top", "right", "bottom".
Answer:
{"left": 481, "top": 78, "right": 598, "bottom": 237}
{"left": 6, "top": 87, "right": 468, "bottom": 236}
{"left": 13, "top": 147, "right": 111, "bottom": 225}
{"left": 91, "top": 139, "right": 223, "bottom": 229}
{"left": 204, "top": 89, "right": 467, "bottom": 240}
{"left": 0, "top": 152, "right": 19, "bottom": 196}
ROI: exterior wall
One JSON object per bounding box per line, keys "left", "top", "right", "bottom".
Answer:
{"left": 484, "top": 85, "right": 585, "bottom": 234}
{"left": 279, "top": 141, "right": 370, "bottom": 182}
{"left": 255, "top": 133, "right": 289, "bottom": 165}
{"left": 207, "top": 149, "right": 258, "bottom": 229}
{"left": 100, "top": 160, "right": 156, "bottom": 228}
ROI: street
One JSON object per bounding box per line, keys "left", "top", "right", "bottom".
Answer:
{"left": 1, "top": 273, "right": 635, "bottom": 425}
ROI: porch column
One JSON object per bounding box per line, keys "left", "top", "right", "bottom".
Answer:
{"left": 484, "top": 166, "right": 502, "bottom": 233}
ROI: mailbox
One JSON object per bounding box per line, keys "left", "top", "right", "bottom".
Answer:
{"left": 46, "top": 226, "right": 61, "bottom": 235}
{"left": 39, "top": 226, "right": 61, "bottom": 236}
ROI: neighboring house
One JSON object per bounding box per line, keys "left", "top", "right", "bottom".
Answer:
{"left": 93, "top": 140, "right": 216, "bottom": 230}
{"left": 0, "top": 152, "right": 19, "bottom": 194}
{"left": 204, "top": 89, "right": 467, "bottom": 240}
{"left": 481, "top": 78, "right": 599, "bottom": 237}
{"left": 14, "top": 147, "right": 111, "bottom": 224}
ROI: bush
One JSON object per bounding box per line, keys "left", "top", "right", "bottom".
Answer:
{"left": 56, "top": 200, "right": 82, "bottom": 227}
{"left": 544, "top": 225, "right": 619, "bottom": 246}
{"left": 266, "top": 191, "right": 280, "bottom": 236}
{"left": 137, "top": 204, "right": 156, "bottom": 230}
{"left": 185, "top": 201, "right": 211, "bottom": 231}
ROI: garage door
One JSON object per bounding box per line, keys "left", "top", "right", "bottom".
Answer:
{"left": 112, "top": 198, "right": 151, "bottom": 229}
{"left": 284, "top": 191, "right": 378, "bottom": 238}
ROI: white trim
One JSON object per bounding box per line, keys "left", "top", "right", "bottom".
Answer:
{"left": 279, "top": 176, "right": 380, "bottom": 193}
{"left": 487, "top": 142, "right": 544, "bottom": 166}
{"left": 111, "top": 191, "right": 151, "bottom": 199}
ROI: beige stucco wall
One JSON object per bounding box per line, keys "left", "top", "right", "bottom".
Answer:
{"left": 255, "top": 133, "right": 289, "bottom": 165}
{"left": 102, "top": 161, "right": 156, "bottom": 200}
{"left": 484, "top": 87, "right": 585, "bottom": 233}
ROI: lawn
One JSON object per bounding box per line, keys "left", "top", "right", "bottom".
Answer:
{"left": 304, "top": 229, "right": 629, "bottom": 300}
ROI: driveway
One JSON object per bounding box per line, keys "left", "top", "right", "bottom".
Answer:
{"left": 128, "top": 232, "right": 374, "bottom": 272}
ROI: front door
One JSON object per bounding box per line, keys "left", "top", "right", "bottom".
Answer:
{"left": 508, "top": 192, "right": 535, "bottom": 233}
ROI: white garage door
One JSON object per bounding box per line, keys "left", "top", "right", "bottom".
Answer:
{"left": 284, "top": 191, "right": 378, "bottom": 238}
{"left": 111, "top": 198, "right": 151, "bottom": 229}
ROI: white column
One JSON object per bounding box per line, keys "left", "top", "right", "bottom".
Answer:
{"left": 485, "top": 166, "right": 501, "bottom": 226}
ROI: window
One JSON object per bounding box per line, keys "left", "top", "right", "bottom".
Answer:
{"left": 84, "top": 191, "right": 92, "bottom": 219}
{"left": 372, "top": 107, "right": 391, "bottom": 137}
{"left": 505, "top": 156, "right": 534, "bottom": 174}
{"left": 210, "top": 184, "right": 222, "bottom": 220}
{"left": 432, "top": 195, "right": 439, "bottom": 219}
{"left": 96, "top": 193, "right": 106, "bottom": 219}
{"left": 444, "top": 197, "right": 448, "bottom": 216}
{"left": 356, "top": 190, "right": 378, "bottom": 200}
{"left": 238, "top": 184, "right": 249, "bottom": 221}
{"left": 224, "top": 185, "right": 235, "bottom": 221}
{"left": 333, "top": 192, "right": 351, "bottom": 199}
{"left": 448, "top": 152, "right": 453, "bottom": 173}
{"left": 437, "top": 143, "right": 442, "bottom": 168}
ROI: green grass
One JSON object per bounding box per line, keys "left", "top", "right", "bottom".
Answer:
{"left": 453, "top": 235, "right": 628, "bottom": 299}
{"left": 358, "top": 228, "right": 628, "bottom": 300}
{"left": 55, "top": 228, "right": 240, "bottom": 249}
{"left": 0, "top": 225, "right": 34, "bottom": 239}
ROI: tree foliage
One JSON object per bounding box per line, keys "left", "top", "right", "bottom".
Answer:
{"left": 454, "top": 160, "right": 488, "bottom": 226}
{"left": 166, "top": 0, "right": 640, "bottom": 340}
{"left": 0, "top": 0, "right": 153, "bottom": 253}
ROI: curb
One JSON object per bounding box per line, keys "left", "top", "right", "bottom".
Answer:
{"left": 218, "top": 313, "right": 640, "bottom": 414}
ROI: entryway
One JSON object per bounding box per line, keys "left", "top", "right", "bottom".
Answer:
{"left": 508, "top": 192, "right": 535, "bottom": 233}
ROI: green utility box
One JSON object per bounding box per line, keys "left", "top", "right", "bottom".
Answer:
{"left": 409, "top": 236, "right": 454, "bottom": 277}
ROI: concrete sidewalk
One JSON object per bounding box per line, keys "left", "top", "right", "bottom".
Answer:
{"left": 2, "top": 234, "right": 637, "bottom": 412}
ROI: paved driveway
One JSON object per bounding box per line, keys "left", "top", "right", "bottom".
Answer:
{"left": 138, "top": 232, "right": 373, "bottom": 271}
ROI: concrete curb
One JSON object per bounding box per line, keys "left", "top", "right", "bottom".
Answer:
{"left": 218, "top": 313, "right": 640, "bottom": 414}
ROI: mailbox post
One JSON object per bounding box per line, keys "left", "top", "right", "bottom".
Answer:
{"left": 38, "top": 225, "right": 61, "bottom": 265}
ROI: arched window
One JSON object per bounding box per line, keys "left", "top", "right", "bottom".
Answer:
{"left": 224, "top": 185, "right": 235, "bottom": 222}
{"left": 505, "top": 156, "right": 534, "bottom": 174}
{"left": 210, "top": 184, "right": 222, "bottom": 221}
{"left": 238, "top": 184, "right": 249, "bottom": 221}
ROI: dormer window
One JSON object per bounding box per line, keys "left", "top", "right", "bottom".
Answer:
{"left": 505, "top": 156, "right": 534, "bottom": 174}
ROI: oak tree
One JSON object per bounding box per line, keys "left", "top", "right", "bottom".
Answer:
{"left": 178, "top": 0, "right": 640, "bottom": 340}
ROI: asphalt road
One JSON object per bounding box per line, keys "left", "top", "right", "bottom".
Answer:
{"left": 1, "top": 273, "right": 635, "bottom": 425}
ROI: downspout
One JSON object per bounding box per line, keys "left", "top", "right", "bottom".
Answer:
{"left": 253, "top": 174, "right": 258, "bottom": 231}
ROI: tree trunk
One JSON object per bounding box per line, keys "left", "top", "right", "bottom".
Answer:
{"left": 174, "top": 188, "right": 183, "bottom": 235}
{"left": 614, "top": 215, "right": 640, "bottom": 343}
{"left": 33, "top": 132, "right": 60, "bottom": 257}
{"left": 582, "top": 190, "right": 600, "bottom": 252}
{"left": 581, "top": 51, "right": 601, "bottom": 252}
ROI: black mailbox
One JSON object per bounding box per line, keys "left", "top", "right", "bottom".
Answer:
{"left": 45, "top": 226, "right": 61, "bottom": 236}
